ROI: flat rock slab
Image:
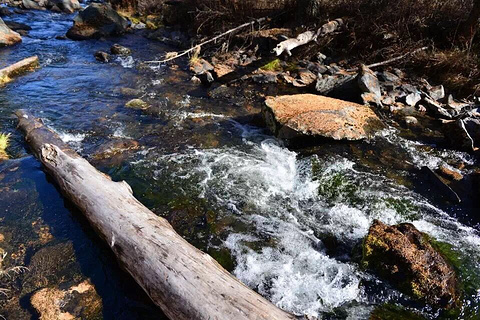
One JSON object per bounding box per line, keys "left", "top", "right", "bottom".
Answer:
{"left": 0, "top": 56, "right": 39, "bottom": 85}
{"left": 264, "top": 94, "right": 382, "bottom": 140}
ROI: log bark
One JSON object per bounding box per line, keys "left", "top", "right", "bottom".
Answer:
{"left": 0, "top": 56, "right": 39, "bottom": 85}
{"left": 15, "top": 109, "right": 297, "bottom": 320}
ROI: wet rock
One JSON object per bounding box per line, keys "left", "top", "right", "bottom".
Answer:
{"left": 66, "top": 3, "right": 129, "bottom": 40}
{"left": 55, "top": 35, "right": 67, "bottom": 40}
{"left": 0, "top": 17, "right": 21, "bottom": 47}
{"left": 0, "top": 7, "right": 12, "bottom": 16}
{"left": 47, "top": 0, "right": 81, "bottom": 13}
{"left": 363, "top": 220, "right": 459, "bottom": 308}
{"left": 125, "top": 98, "right": 149, "bottom": 110}
{"left": 428, "top": 85, "right": 445, "bottom": 101}
{"left": 405, "top": 92, "right": 421, "bottom": 107}
{"left": 92, "top": 138, "right": 140, "bottom": 160}
{"left": 110, "top": 43, "right": 131, "bottom": 55}
{"left": 3, "top": 20, "right": 31, "bottom": 33}
{"left": 443, "top": 119, "right": 475, "bottom": 152}
{"left": 263, "top": 94, "right": 382, "bottom": 140}
{"left": 31, "top": 280, "right": 102, "bottom": 320}
{"left": 94, "top": 50, "right": 110, "bottom": 63}
{"left": 358, "top": 64, "right": 381, "bottom": 100}
{"left": 0, "top": 56, "right": 39, "bottom": 85}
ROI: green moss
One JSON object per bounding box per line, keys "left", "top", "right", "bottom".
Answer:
{"left": 0, "top": 133, "right": 10, "bottom": 160}
{"left": 260, "top": 59, "right": 297, "bottom": 72}
{"left": 369, "top": 304, "right": 426, "bottom": 320}
{"left": 382, "top": 197, "right": 419, "bottom": 220}
{"left": 207, "top": 247, "right": 235, "bottom": 272}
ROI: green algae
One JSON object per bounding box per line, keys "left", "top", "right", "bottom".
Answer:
{"left": 369, "top": 304, "right": 426, "bottom": 320}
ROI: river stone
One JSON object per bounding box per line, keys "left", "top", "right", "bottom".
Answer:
{"left": 94, "top": 50, "right": 110, "bottom": 63}
{"left": 66, "top": 3, "right": 129, "bottom": 40}
{"left": 125, "top": 98, "right": 149, "bottom": 110}
{"left": 358, "top": 64, "right": 381, "bottom": 99}
{"left": 110, "top": 43, "right": 131, "bottom": 55}
{"left": 0, "top": 7, "right": 12, "bottom": 16}
{"left": 4, "top": 20, "right": 31, "bottom": 32}
{"left": 91, "top": 138, "right": 140, "bottom": 160}
{"left": 263, "top": 94, "right": 382, "bottom": 140}
{"left": 362, "top": 220, "right": 459, "bottom": 309}
{"left": 0, "top": 17, "right": 21, "bottom": 47}
{"left": 31, "top": 280, "right": 102, "bottom": 320}
{"left": 47, "top": 0, "right": 81, "bottom": 13}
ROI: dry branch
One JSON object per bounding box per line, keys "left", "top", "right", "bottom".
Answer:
{"left": 15, "top": 110, "right": 297, "bottom": 320}
{"left": 146, "top": 17, "right": 268, "bottom": 64}
{"left": 346, "top": 46, "right": 429, "bottom": 72}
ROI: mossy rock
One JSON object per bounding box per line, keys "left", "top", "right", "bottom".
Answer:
{"left": 362, "top": 220, "right": 460, "bottom": 309}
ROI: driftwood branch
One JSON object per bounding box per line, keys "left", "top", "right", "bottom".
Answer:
{"left": 273, "top": 19, "right": 344, "bottom": 56}
{"left": 146, "top": 17, "right": 268, "bottom": 64}
{"left": 346, "top": 46, "right": 429, "bottom": 72}
{"left": 15, "top": 109, "right": 296, "bottom": 320}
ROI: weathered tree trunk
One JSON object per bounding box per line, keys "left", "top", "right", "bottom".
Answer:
{"left": 15, "top": 109, "right": 297, "bottom": 320}
{"left": 459, "top": 0, "right": 480, "bottom": 47}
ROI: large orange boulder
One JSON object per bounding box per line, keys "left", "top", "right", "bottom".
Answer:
{"left": 263, "top": 94, "right": 382, "bottom": 140}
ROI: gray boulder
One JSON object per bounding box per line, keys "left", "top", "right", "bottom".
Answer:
{"left": 66, "top": 3, "right": 129, "bottom": 40}
{"left": 358, "top": 64, "right": 381, "bottom": 99}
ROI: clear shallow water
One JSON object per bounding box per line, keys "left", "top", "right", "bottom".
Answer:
{"left": 0, "top": 7, "right": 479, "bottom": 320}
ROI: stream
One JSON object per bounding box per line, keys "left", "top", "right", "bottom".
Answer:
{"left": 0, "top": 7, "right": 479, "bottom": 320}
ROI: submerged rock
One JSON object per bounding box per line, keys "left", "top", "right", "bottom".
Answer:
{"left": 125, "top": 98, "right": 149, "bottom": 110}
{"left": 362, "top": 220, "right": 459, "bottom": 309}
{"left": 263, "top": 94, "right": 382, "bottom": 140}
{"left": 110, "top": 43, "right": 131, "bottom": 55}
{"left": 91, "top": 138, "right": 140, "bottom": 160}
{"left": 0, "top": 17, "right": 21, "bottom": 47}
{"left": 66, "top": 3, "right": 129, "bottom": 40}
{"left": 31, "top": 280, "right": 102, "bottom": 320}
{"left": 94, "top": 50, "right": 111, "bottom": 63}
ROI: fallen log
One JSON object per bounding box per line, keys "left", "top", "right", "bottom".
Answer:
{"left": 15, "top": 110, "right": 296, "bottom": 320}
{"left": 0, "top": 56, "right": 39, "bottom": 85}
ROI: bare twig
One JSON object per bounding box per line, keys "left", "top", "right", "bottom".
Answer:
{"left": 346, "top": 46, "right": 429, "bottom": 72}
{"left": 146, "top": 17, "right": 268, "bottom": 64}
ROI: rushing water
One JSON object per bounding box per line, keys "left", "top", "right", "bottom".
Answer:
{"left": 0, "top": 7, "right": 479, "bottom": 320}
